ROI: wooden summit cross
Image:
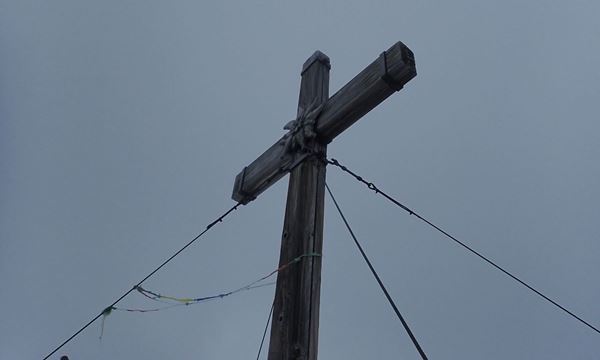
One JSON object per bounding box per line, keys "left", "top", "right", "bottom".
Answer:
{"left": 231, "top": 41, "right": 416, "bottom": 360}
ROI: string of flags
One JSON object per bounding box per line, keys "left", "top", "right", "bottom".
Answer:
{"left": 99, "top": 252, "right": 321, "bottom": 338}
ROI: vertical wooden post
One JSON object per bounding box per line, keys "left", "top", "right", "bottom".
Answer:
{"left": 267, "top": 52, "right": 330, "bottom": 360}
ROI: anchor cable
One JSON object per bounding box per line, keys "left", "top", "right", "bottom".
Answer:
{"left": 325, "top": 182, "right": 429, "bottom": 360}
{"left": 327, "top": 157, "right": 600, "bottom": 336}
{"left": 43, "top": 202, "right": 243, "bottom": 360}
{"left": 256, "top": 302, "right": 275, "bottom": 360}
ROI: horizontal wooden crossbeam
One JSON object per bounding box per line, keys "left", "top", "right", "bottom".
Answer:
{"left": 232, "top": 41, "right": 416, "bottom": 204}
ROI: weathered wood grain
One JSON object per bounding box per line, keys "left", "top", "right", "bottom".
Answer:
{"left": 267, "top": 51, "right": 329, "bottom": 360}
{"left": 316, "top": 41, "right": 416, "bottom": 143}
{"left": 231, "top": 41, "right": 416, "bottom": 204}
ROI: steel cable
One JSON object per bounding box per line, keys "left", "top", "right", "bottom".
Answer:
{"left": 327, "top": 157, "right": 600, "bottom": 336}
{"left": 43, "top": 202, "right": 242, "bottom": 359}
{"left": 326, "top": 182, "right": 429, "bottom": 360}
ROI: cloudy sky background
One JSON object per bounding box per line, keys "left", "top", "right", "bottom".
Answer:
{"left": 2, "top": 1, "right": 600, "bottom": 359}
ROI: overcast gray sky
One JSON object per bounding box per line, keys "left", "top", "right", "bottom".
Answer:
{"left": 2, "top": 1, "right": 600, "bottom": 359}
